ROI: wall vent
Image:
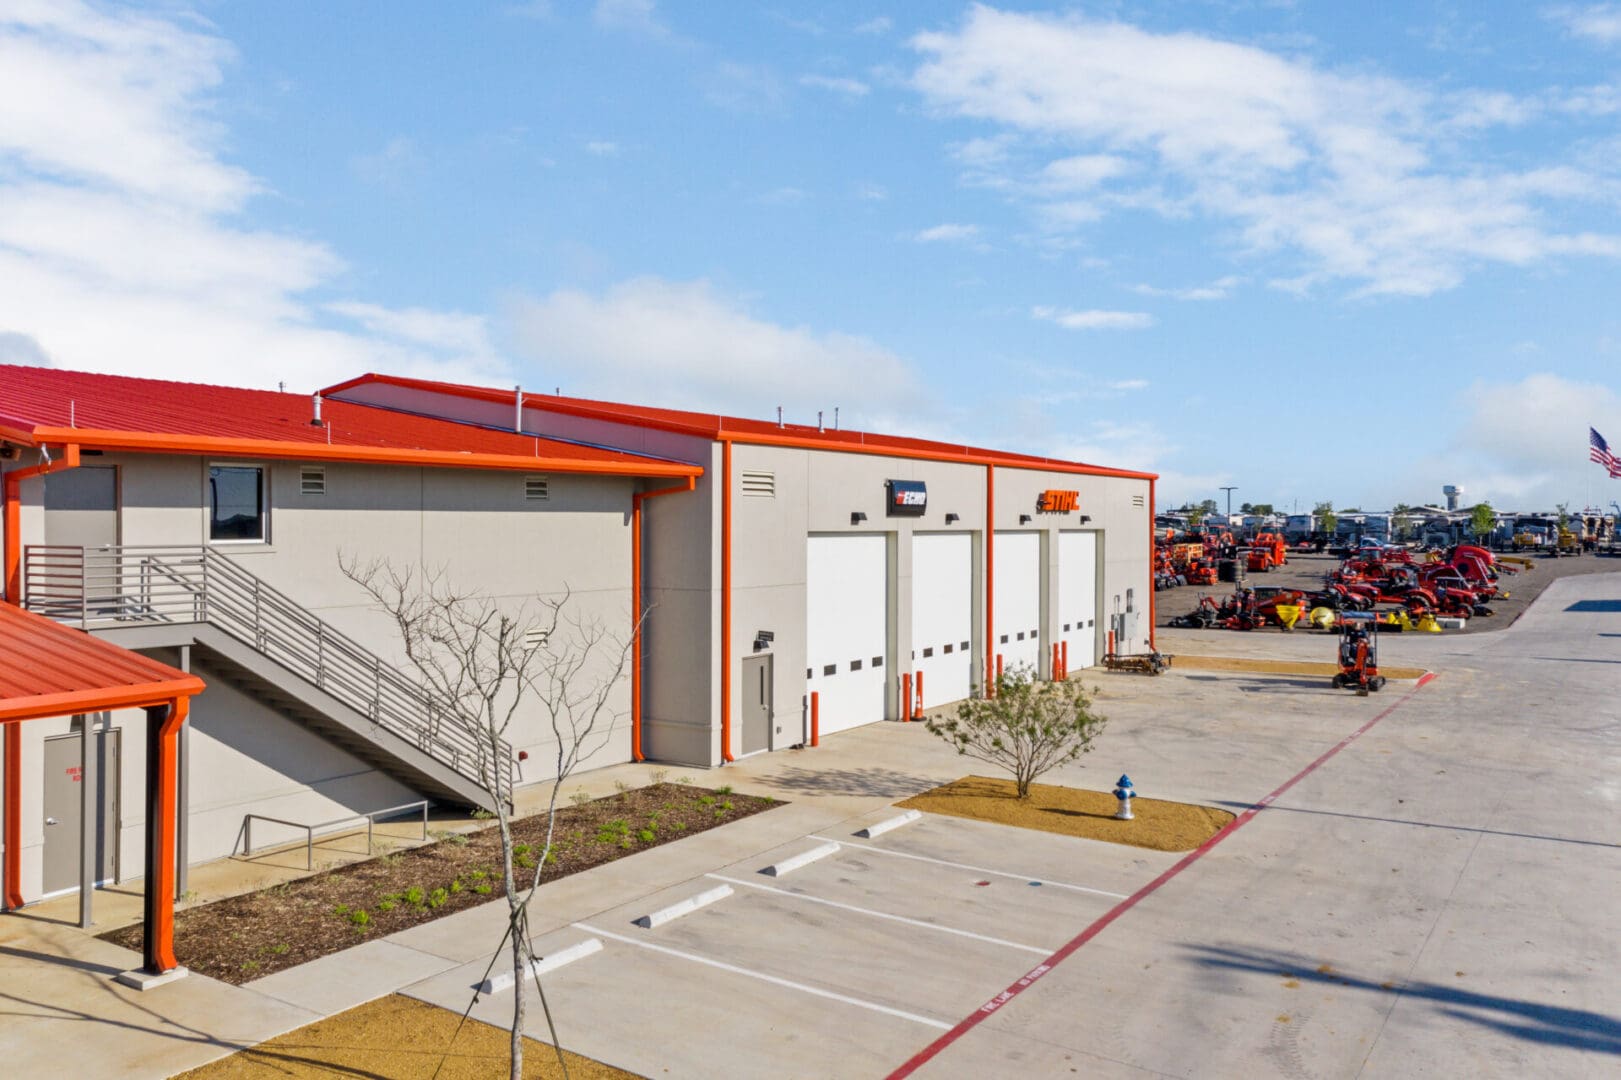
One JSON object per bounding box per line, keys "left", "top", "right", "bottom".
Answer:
{"left": 740, "top": 470, "right": 776, "bottom": 497}
{"left": 300, "top": 466, "right": 326, "bottom": 496}
{"left": 525, "top": 476, "right": 550, "bottom": 501}
{"left": 1132, "top": 494, "right": 1145, "bottom": 508}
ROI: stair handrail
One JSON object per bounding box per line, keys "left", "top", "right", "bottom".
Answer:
{"left": 21, "top": 544, "right": 513, "bottom": 804}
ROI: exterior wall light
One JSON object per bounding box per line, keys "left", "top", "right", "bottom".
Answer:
{"left": 1079, "top": 515, "right": 1092, "bottom": 523}
{"left": 945, "top": 513, "right": 960, "bottom": 524}
{"left": 851, "top": 511, "right": 867, "bottom": 525}
{"left": 1019, "top": 514, "right": 1033, "bottom": 525}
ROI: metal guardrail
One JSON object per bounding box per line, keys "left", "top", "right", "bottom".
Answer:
{"left": 23, "top": 545, "right": 513, "bottom": 805}
{"left": 240, "top": 800, "right": 432, "bottom": 870}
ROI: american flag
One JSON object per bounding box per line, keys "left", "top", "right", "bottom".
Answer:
{"left": 1593, "top": 427, "right": 1621, "bottom": 478}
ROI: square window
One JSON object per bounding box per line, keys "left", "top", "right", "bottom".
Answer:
{"left": 209, "top": 465, "right": 265, "bottom": 542}
{"left": 1016, "top": 632, "right": 1025, "bottom": 641}
{"left": 961, "top": 641, "right": 969, "bottom": 651}
{"left": 999, "top": 634, "right": 1008, "bottom": 644}
{"left": 1063, "top": 623, "right": 1071, "bottom": 632}
{"left": 823, "top": 664, "right": 836, "bottom": 676}
{"left": 850, "top": 659, "right": 863, "bottom": 671}
{"left": 943, "top": 643, "right": 953, "bottom": 654}
{"left": 872, "top": 656, "right": 883, "bottom": 668}
{"left": 806, "top": 668, "right": 813, "bottom": 679}
{"left": 923, "top": 647, "right": 934, "bottom": 658}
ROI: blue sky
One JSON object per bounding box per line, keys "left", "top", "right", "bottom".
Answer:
{"left": 4, "top": 2, "right": 1621, "bottom": 513}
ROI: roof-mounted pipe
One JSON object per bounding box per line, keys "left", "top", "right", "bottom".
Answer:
{"left": 310, "top": 393, "right": 324, "bottom": 427}
{"left": 514, "top": 386, "right": 524, "bottom": 433}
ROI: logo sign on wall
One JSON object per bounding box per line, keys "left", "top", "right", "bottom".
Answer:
{"left": 887, "top": 479, "right": 928, "bottom": 516}
{"left": 1037, "top": 489, "right": 1080, "bottom": 513}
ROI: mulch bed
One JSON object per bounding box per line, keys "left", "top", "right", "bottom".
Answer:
{"left": 898, "top": 775, "right": 1232, "bottom": 852}
{"left": 102, "top": 782, "right": 779, "bottom": 984}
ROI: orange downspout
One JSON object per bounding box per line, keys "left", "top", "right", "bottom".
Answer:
{"left": 984, "top": 465, "right": 995, "bottom": 695}
{"left": 719, "top": 438, "right": 734, "bottom": 763}
{"left": 1148, "top": 478, "right": 1157, "bottom": 651}
{"left": 631, "top": 476, "right": 696, "bottom": 762}
{"left": 3, "top": 444, "right": 79, "bottom": 910}
{"left": 144, "top": 697, "right": 188, "bottom": 973}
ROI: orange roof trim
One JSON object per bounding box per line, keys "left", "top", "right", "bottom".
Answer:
{"left": 323, "top": 373, "right": 1159, "bottom": 481}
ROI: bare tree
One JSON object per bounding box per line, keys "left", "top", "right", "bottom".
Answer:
{"left": 342, "top": 555, "right": 638, "bottom": 1079}
{"left": 924, "top": 664, "right": 1107, "bottom": 799}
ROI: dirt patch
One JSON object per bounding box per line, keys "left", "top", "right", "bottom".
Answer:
{"left": 175, "top": 993, "right": 637, "bottom": 1079}
{"left": 102, "top": 783, "right": 778, "bottom": 984}
{"left": 897, "top": 775, "right": 1233, "bottom": 852}
{"left": 1173, "top": 655, "right": 1428, "bottom": 680}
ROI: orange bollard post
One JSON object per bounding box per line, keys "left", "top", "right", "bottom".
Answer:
{"left": 914, "top": 670, "right": 924, "bottom": 719}
{"left": 901, "top": 672, "right": 912, "bottom": 722}
{"left": 810, "top": 691, "right": 820, "bottom": 747}
{"left": 995, "top": 653, "right": 1004, "bottom": 691}
{"left": 1061, "top": 640, "right": 1069, "bottom": 680}
{"left": 1051, "top": 642, "right": 1059, "bottom": 680}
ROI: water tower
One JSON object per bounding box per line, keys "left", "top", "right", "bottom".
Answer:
{"left": 1443, "top": 484, "right": 1462, "bottom": 512}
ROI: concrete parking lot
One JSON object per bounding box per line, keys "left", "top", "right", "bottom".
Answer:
{"left": 4, "top": 570, "right": 1618, "bottom": 1078}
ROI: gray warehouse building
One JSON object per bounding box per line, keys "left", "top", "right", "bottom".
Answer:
{"left": 1, "top": 363, "right": 1154, "bottom": 909}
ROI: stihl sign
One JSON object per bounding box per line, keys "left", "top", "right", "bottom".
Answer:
{"left": 1036, "top": 489, "right": 1080, "bottom": 513}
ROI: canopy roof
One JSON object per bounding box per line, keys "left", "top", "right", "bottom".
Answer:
{"left": 0, "top": 603, "right": 203, "bottom": 723}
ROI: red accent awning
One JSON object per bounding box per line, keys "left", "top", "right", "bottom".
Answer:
{"left": 0, "top": 603, "right": 203, "bottom": 723}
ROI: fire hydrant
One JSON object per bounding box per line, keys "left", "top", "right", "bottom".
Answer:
{"left": 1113, "top": 775, "right": 1135, "bottom": 820}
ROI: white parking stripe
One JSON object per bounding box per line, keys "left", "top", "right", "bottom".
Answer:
{"left": 808, "top": 835, "right": 1131, "bottom": 899}
{"left": 706, "top": 874, "right": 1052, "bottom": 955}
{"left": 574, "top": 922, "right": 952, "bottom": 1030}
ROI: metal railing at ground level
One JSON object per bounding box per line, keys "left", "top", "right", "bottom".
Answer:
{"left": 239, "top": 800, "right": 432, "bottom": 871}
{"left": 22, "top": 545, "right": 513, "bottom": 805}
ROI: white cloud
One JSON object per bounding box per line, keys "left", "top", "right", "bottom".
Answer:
{"left": 1108, "top": 378, "right": 1149, "bottom": 391}
{"left": 507, "top": 277, "right": 921, "bottom": 426}
{"left": 855, "top": 17, "right": 892, "bottom": 36}
{"left": 754, "top": 186, "right": 808, "bottom": 205}
{"left": 705, "top": 62, "right": 785, "bottom": 113}
{"left": 0, "top": 1, "right": 509, "bottom": 390}
{"left": 585, "top": 139, "right": 620, "bottom": 156}
{"left": 910, "top": 7, "right": 1621, "bottom": 296}
{"left": 1552, "top": 4, "right": 1621, "bottom": 45}
{"left": 1130, "top": 276, "right": 1241, "bottom": 301}
{"left": 350, "top": 136, "right": 421, "bottom": 185}
{"left": 800, "top": 74, "right": 870, "bottom": 98}
{"left": 914, "top": 222, "right": 980, "bottom": 243}
{"left": 854, "top": 182, "right": 888, "bottom": 201}
{"left": 1031, "top": 306, "right": 1154, "bottom": 330}
{"left": 594, "top": 0, "right": 667, "bottom": 37}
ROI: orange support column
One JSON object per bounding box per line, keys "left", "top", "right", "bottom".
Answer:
{"left": 1060, "top": 641, "right": 1069, "bottom": 681}
{"left": 901, "top": 672, "right": 912, "bottom": 722}
{"left": 810, "top": 692, "right": 819, "bottom": 747}
{"left": 719, "top": 440, "right": 734, "bottom": 763}
{"left": 3, "top": 723, "right": 19, "bottom": 909}
{"left": 142, "top": 698, "right": 187, "bottom": 974}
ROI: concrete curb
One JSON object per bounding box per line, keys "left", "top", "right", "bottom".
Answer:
{"left": 762, "top": 841, "right": 840, "bottom": 877}
{"left": 858, "top": 810, "right": 922, "bottom": 839}
{"left": 476, "top": 937, "right": 603, "bottom": 994}
{"left": 634, "top": 884, "right": 733, "bottom": 928}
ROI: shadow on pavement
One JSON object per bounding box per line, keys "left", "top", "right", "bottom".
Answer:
{"left": 758, "top": 765, "right": 938, "bottom": 799}
{"left": 1185, "top": 943, "right": 1621, "bottom": 1055}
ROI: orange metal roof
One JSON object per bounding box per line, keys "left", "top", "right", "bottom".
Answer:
{"left": 322, "top": 372, "right": 1158, "bottom": 481}
{"left": 0, "top": 603, "right": 204, "bottom": 723}
{"left": 0, "top": 365, "right": 700, "bottom": 479}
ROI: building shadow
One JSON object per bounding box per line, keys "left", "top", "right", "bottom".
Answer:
{"left": 1184, "top": 943, "right": 1621, "bottom": 1055}
{"left": 757, "top": 765, "right": 938, "bottom": 799}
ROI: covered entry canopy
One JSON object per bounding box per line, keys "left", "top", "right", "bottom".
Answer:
{"left": 1, "top": 601, "right": 203, "bottom": 976}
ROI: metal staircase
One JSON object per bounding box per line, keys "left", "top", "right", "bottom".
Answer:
{"left": 23, "top": 545, "right": 512, "bottom": 810}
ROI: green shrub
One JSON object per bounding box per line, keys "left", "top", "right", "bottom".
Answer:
{"left": 637, "top": 828, "right": 656, "bottom": 842}
{"left": 715, "top": 785, "right": 733, "bottom": 796}
{"left": 473, "top": 883, "right": 493, "bottom": 895}
{"left": 403, "top": 885, "right": 425, "bottom": 907}
{"left": 427, "top": 887, "right": 449, "bottom": 909}
{"left": 449, "top": 879, "right": 463, "bottom": 894}
{"left": 349, "top": 909, "right": 371, "bottom": 929}
{"left": 378, "top": 900, "right": 396, "bottom": 913}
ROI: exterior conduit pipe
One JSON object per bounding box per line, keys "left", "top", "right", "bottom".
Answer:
{"left": 984, "top": 465, "right": 995, "bottom": 696}
{"left": 3, "top": 443, "right": 81, "bottom": 604}
{"left": 720, "top": 438, "right": 735, "bottom": 763}
{"left": 3, "top": 444, "right": 79, "bottom": 909}
{"left": 1148, "top": 477, "right": 1158, "bottom": 651}
{"left": 631, "top": 476, "right": 696, "bottom": 761}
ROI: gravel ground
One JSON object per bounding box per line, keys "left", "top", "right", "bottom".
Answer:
{"left": 1153, "top": 548, "right": 1621, "bottom": 634}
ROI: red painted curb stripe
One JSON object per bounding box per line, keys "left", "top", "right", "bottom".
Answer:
{"left": 885, "top": 674, "right": 1440, "bottom": 1079}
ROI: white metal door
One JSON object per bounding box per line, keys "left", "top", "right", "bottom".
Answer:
{"left": 993, "top": 532, "right": 1041, "bottom": 676}
{"left": 911, "top": 533, "right": 974, "bottom": 708}
{"left": 806, "top": 535, "right": 888, "bottom": 735}
{"left": 1058, "top": 531, "right": 1098, "bottom": 671}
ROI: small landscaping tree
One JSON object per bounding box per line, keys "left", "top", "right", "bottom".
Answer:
{"left": 1314, "top": 501, "right": 1337, "bottom": 536}
{"left": 342, "top": 555, "right": 638, "bottom": 1080}
{"left": 1471, "top": 500, "right": 1496, "bottom": 542}
{"left": 924, "top": 665, "right": 1106, "bottom": 799}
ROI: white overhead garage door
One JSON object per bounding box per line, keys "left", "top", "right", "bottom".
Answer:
{"left": 911, "top": 533, "right": 974, "bottom": 708}
{"left": 1058, "top": 531, "right": 1098, "bottom": 672}
{"left": 806, "top": 535, "right": 888, "bottom": 735}
{"left": 992, "top": 531, "right": 1042, "bottom": 677}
